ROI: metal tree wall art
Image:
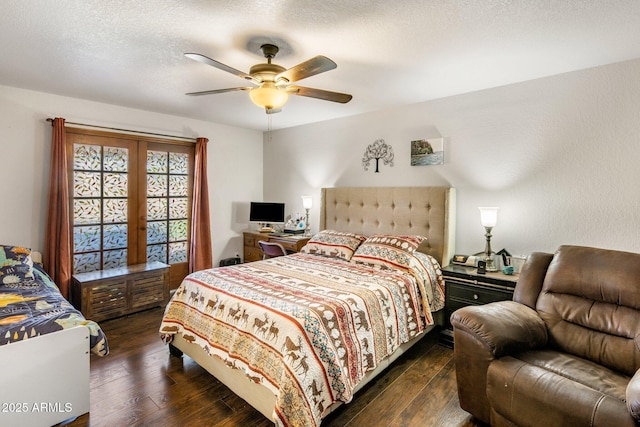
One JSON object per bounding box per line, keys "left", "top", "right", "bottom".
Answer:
{"left": 362, "top": 139, "right": 394, "bottom": 173}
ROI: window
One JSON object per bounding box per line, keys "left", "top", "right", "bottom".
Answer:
{"left": 68, "top": 130, "right": 194, "bottom": 288}
{"left": 71, "top": 139, "right": 132, "bottom": 272}
{"left": 144, "top": 143, "right": 192, "bottom": 274}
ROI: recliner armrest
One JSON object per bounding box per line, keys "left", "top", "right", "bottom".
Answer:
{"left": 451, "top": 300, "right": 548, "bottom": 424}
{"left": 627, "top": 369, "right": 640, "bottom": 421}
{"left": 451, "top": 300, "right": 547, "bottom": 357}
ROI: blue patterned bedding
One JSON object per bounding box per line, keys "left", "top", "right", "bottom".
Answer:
{"left": 0, "top": 264, "right": 109, "bottom": 356}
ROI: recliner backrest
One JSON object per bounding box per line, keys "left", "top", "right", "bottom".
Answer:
{"left": 513, "top": 251, "right": 554, "bottom": 309}
{"left": 536, "top": 245, "right": 640, "bottom": 376}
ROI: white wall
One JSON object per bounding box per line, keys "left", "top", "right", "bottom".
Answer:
{"left": 4, "top": 57, "right": 640, "bottom": 267}
{"left": 264, "top": 58, "right": 640, "bottom": 258}
{"left": 0, "top": 85, "right": 263, "bottom": 266}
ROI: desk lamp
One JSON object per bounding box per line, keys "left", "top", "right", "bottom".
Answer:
{"left": 301, "top": 196, "right": 312, "bottom": 236}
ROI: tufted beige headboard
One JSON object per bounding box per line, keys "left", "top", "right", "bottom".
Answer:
{"left": 320, "top": 187, "right": 456, "bottom": 267}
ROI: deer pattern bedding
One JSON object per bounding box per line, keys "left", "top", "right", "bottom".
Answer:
{"left": 0, "top": 264, "right": 109, "bottom": 356}
{"left": 160, "top": 252, "right": 443, "bottom": 427}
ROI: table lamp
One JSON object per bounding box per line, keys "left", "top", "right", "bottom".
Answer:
{"left": 301, "top": 196, "right": 312, "bottom": 236}
{"left": 478, "top": 207, "right": 499, "bottom": 272}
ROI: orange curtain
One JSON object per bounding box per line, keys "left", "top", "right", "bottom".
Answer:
{"left": 44, "top": 118, "right": 72, "bottom": 298}
{"left": 189, "top": 137, "right": 213, "bottom": 272}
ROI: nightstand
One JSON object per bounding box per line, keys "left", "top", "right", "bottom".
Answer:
{"left": 439, "top": 264, "right": 518, "bottom": 348}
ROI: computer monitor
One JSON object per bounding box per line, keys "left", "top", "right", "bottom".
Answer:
{"left": 249, "top": 202, "right": 285, "bottom": 225}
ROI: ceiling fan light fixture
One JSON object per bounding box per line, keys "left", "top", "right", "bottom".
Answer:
{"left": 185, "top": 45, "right": 352, "bottom": 112}
{"left": 249, "top": 83, "right": 289, "bottom": 109}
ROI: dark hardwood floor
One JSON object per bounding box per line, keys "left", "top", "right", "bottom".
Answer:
{"left": 63, "top": 307, "right": 484, "bottom": 427}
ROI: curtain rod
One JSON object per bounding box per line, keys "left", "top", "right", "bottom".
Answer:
{"left": 46, "top": 118, "right": 197, "bottom": 142}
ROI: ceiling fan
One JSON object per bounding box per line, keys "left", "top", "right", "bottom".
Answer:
{"left": 185, "top": 44, "right": 352, "bottom": 114}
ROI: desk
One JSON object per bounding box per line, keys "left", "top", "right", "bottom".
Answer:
{"left": 243, "top": 231, "right": 311, "bottom": 262}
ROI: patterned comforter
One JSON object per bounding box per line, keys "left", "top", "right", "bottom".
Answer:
{"left": 160, "top": 252, "right": 443, "bottom": 427}
{"left": 0, "top": 264, "right": 109, "bottom": 356}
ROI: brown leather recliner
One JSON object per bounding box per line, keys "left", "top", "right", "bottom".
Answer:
{"left": 451, "top": 245, "right": 640, "bottom": 426}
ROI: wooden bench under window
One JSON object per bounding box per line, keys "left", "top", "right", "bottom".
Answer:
{"left": 72, "top": 262, "right": 170, "bottom": 322}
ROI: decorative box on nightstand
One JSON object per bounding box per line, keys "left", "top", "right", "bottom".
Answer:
{"left": 439, "top": 264, "right": 518, "bottom": 348}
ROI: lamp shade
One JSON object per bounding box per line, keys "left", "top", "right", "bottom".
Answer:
{"left": 301, "top": 196, "right": 313, "bottom": 210}
{"left": 249, "top": 83, "right": 289, "bottom": 109}
{"left": 478, "top": 207, "right": 499, "bottom": 227}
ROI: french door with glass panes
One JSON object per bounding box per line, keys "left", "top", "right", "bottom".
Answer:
{"left": 68, "top": 129, "right": 194, "bottom": 289}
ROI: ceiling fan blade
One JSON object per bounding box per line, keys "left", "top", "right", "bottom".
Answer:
{"left": 288, "top": 86, "right": 353, "bottom": 103}
{"left": 185, "top": 87, "right": 251, "bottom": 96}
{"left": 266, "top": 108, "right": 282, "bottom": 114}
{"left": 185, "top": 53, "right": 259, "bottom": 83}
{"left": 276, "top": 56, "right": 337, "bottom": 84}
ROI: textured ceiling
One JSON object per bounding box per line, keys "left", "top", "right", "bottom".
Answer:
{"left": 2, "top": 1, "right": 640, "bottom": 131}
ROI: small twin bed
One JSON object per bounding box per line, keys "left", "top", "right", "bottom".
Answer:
{"left": 0, "top": 244, "right": 108, "bottom": 427}
{"left": 160, "top": 187, "right": 456, "bottom": 426}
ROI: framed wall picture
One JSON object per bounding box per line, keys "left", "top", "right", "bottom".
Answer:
{"left": 410, "top": 138, "right": 444, "bottom": 166}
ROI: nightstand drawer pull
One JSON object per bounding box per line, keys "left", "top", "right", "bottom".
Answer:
{"left": 447, "top": 282, "right": 512, "bottom": 305}
{"left": 446, "top": 277, "right": 515, "bottom": 292}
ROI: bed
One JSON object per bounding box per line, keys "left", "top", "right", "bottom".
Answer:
{"left": 0, "top": 245, "right": 109, "bottom": 427}
{"left": 160, "top": 186, "right": 456, "bottom": 426}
